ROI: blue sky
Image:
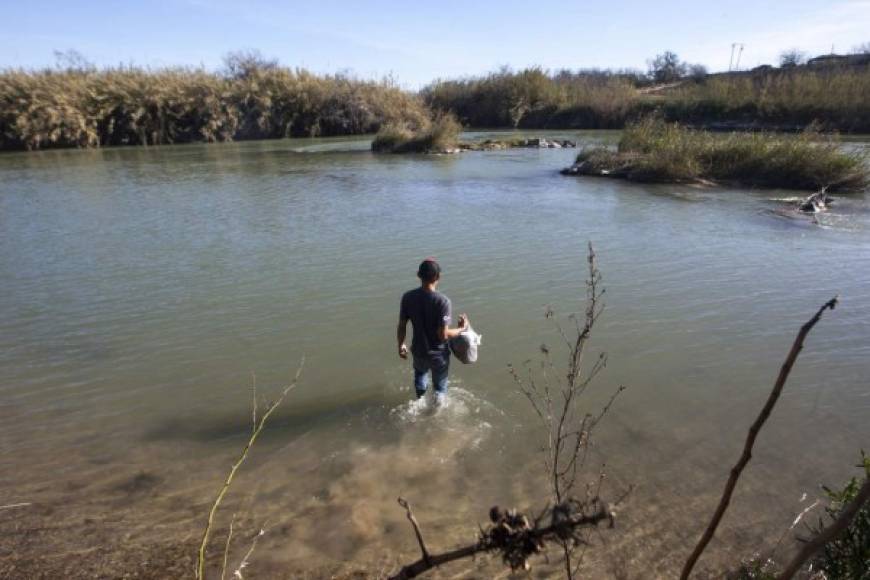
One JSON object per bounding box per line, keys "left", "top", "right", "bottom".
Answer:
{"left": 1, "top": 0, "right": 868, "bottom": 87}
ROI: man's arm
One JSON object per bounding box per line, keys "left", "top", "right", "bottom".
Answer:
{"left": 397, "top": 316, "right": 409, "bottom": 359}
{"left": 438, "top": 313, "right": 469, "bottom": 341}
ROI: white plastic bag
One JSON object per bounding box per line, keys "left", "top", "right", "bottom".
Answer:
{"left": 450, "top": 325, "right": 482, "bottom": 364}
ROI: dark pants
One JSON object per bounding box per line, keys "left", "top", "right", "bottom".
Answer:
{"left": 412, "top": 351, "right": 450, "bottom": 398}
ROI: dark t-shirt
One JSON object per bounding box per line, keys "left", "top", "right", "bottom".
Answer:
{"left": 400, "top": 287, "right": 452, "bottom": 357}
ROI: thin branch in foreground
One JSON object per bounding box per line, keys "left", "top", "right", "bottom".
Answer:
{"left": 0, "top": 502, "right": 31, "bottom": 510}
{"left": 250, "top": 371, "right": 257, "bottom": 436}
{"left": 776, "top": 477, "right": 870, "bottom": 580}
{"left": 220, "top": 513, "right": 236, "bottom": 580}
{"left": 233, "top": 523, "right": 268, "bottom": 580}
{"left": 398, "top": 497, "right": 431, "bottom": 565}
{"left": 196, "top": 358, "right": 305, "bottom": 580}
{"left": 679, "top": 297, "right": 838, "bottom": 579}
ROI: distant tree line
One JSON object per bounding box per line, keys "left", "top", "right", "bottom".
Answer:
{"left": 422, "top": 50, "right": 870, "bottom": 132}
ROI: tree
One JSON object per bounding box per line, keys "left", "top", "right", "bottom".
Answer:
{"left": 222, "top": 49, "right": 278, "bottom": 79}
{"left": 52, "top": 49, "right": 94, "bottom": 72}
{"left": 647, "top": 51, "right": 687, "bottom": 84}
{"left": 779, "top": 49, "right": 807, "bottom": 67}
{"left": 687, "top": 64, "right": 708, "bottom": 81}
{"left": 852, "top": 42, "right": 870, "bottom": 54}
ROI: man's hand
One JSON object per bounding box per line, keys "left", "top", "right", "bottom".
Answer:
{"left": 398, "top": 343, "right": 409, "bottom": 359}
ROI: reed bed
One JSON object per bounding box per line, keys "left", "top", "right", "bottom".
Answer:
{"left": 371, "top": 113, "right": 461, "bottom": 153}
{"left": 422, "top": 68, "right": 639, "bottom": 129}
{"left": 0, "top": 65, "right": 429, "bottom": 150}
{"left": 662, "top": 67, "right": 870, "bottom": 131}
{"left": 424, "top": 66, "right": 870, "bottom": 132}
{"left": 572, "top": 118, "right": 868, "bottom": 191}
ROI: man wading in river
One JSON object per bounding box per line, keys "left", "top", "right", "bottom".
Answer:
{"left": 397, "top": 258, "right": 468, "bottom": 405}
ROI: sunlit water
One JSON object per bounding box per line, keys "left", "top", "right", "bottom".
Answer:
{"left": 1, "top": 132, "right": 868, "bottom": 577}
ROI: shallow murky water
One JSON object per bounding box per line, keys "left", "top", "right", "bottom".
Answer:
{"left": 1, "top": 132, "right": 868, "bottom": 577}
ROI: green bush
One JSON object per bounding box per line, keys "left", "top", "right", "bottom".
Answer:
{"left": 812, "top": 451, "right": 870, "bottom": 578}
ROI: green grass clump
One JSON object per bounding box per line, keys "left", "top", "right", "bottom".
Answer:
{"left": 371, "top": 114, "right": 461, "bottom": 153}
{"left": 812, "top": 452, "right": 870, "bottom": 578}
{"left": 574, "top": 118, "right": 868, "bottom": 191}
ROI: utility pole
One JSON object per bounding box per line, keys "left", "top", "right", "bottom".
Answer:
{"left": 729, "top": 43, "right": 737, "bottom": 71}
{"left": 734, "top": 43, "right": 745, "bottom": 71}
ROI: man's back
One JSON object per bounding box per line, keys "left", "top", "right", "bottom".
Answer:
{"left": 400, "top": 287, "right": 452, "bottom": 357}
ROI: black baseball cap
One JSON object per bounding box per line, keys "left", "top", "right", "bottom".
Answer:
{"left": 417, "top": 257, "right": 441, "bottom": 282}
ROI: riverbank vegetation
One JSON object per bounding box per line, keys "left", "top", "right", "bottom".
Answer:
{"left": 3, "top": 49, "right": 870, "bottom": 152}
{"left": 0, "top": 51, "right": 428, "bottom": 151}
{"left": 563, "top": 118, "right": 868, "bottom": 191}
{"left": 370, "top": 113, "right": 461, "bottom": 153}
{"left": 423, "top": 55, "right": 870, "bottom": 132}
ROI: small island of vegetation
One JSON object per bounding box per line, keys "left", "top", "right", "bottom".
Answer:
{"left": 561, "top": 118, "right": 869, "bottom": 191}
{"left": 370, "top": 114, "right": 462, "bottom": 153}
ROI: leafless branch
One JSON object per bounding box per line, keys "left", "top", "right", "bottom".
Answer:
{"left": 196, "top": 358, "right": 305, "bottom": 580}
{"left": 250, "top": 371, "right": 257, "bottom": 436}
{"left": 220, "top": 513, "right": 236, "bottom": 580}
{"left": 508, "top": 242, "right": 624, "bottom": 579}
{"left": 0, "top": 502, "right": 31, "bottom": 510}
{"left": 398, "top": 497, "right": 431, "bottom": 565}
{"left": 233, "top": 524, "right": 268, "bottom": 580}
{"left": 680, "top": 297, "right": 838, "bottom": 579}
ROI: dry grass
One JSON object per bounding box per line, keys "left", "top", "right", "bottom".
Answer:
{"left": 423, "top": 65, "right": 870, "bottom": 132}
{"left": 663, "top": 67, "right": 870, "bottom": 131}
{"left": 423, "top": 68, "right": 638, "bottom": 129}
{"left": 0, "top": 65, "right": 429, "bottom": 150}
{"left": 371, "top": 113, "right": 461, "bottom": 153}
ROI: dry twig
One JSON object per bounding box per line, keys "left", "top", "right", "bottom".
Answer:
{"left": 680, "top": 297, "right": 838, "bottom": 579}
{"left": 196, "top": 358, "right": 305, "bottom": 580}
{"left": 233, "top": 523, "right": 268, "bottom": 579}
{"left": 398, "top": 498, "right": 431, "bottom": 565}
{"left": 220, "top": 513, "right": 236, "bottom": 580}
{"left": 0, "top": 502, "right": 31, "bottom": 510}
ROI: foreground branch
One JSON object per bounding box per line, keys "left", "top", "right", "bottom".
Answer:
{"left": 196, "top": 358, "right": 305, "bottom": 580}
{"left": 389, "top": 498, "right": 614, "bottom": 580}
{"left": 680, "top": 297, "right": 838, "bottom": 579}
{"left": 398, "top": 498, "right": 431, "bottom": 565}
{"left": 776, "top": 477, "right": 870, "bottom": 580}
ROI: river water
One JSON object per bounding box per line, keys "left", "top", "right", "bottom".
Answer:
{"left": 1, "top": 132, "right": 868, "bottom": 578}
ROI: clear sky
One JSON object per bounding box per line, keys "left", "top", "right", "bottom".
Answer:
{"left": 1, "top": 0, "right": 868, "bottom": 87}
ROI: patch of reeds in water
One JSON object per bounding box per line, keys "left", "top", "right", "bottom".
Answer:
{"left": 371, "top": 113, "right": 461, "bottom": 153}
{"left": 572, "top": 118, "right": 868, "bottom": 191}
{"left": 0, "top": 65, "right": 429, "bottom": 150}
